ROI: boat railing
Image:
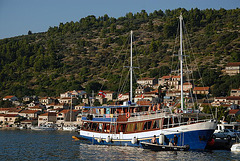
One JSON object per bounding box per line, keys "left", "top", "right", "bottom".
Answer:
{"left": 81, "top": 110, "right": 169, "bottom": 119}
{"left": 82, "top": 111, "right": 212, "bottom": 126}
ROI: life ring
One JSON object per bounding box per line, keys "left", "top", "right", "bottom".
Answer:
{"left": 126, "top": 112, "right": 130, "bottom": 118}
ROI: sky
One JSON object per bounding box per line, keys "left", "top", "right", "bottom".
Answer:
{"left": 0, "top": 0, "right": 239, "bottom": 39}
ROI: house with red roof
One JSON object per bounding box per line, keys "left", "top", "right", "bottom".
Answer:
{"left": 137, "top": 77, "right": 157, "bottom": 87}
{"left": 56, "top": 109, "right": 79, "bottom": 126}
{"left": 0, "top": 108, "right": 10, "bottom": 114}
{"left": 58, "top": 97, "right": 77, "bottom": 104}
{"left": 177, "top": 82, "right": 193, "bottom": 91}
{"left": 3, "top": 95, "right": 18, "bottom": 102}
{"left": 38, "top": 112, "right": 56, "bottom": 126}
{"left": 231, "top": 89, "right": 240, "bottom": 97}
{"left": 60, "top": 90, "right": 87, "bottom": 99}
{"left": 39, "top": 97, "right": 55, "bottom": 105}
{"left": 193, "top": 87, "right": 210, "bottom": 95}
{"left": 19, "top": 110, "right": 41, "bottom": 119}
{"left": 158, "top": 75, "right": 185, "bottom": 90}
{"left": 224, "top": 62, "right": 240, "bottom": 76}
{"left": 226, "top": 96, "right": 240, "bottom": 105}
{"left": 26, "top": 106, "right": 45, "bottom": 111}
{"left": 2, "top": 114, "right": 20, "bottom": 126}
{"left": 6, "top": 108, "right": 22, "bottom": 114}
{"left": 229, "top": 109, "right": 240, "bottom": 118}
{"left": 46, "top": 102, "right": 68, "bottom": 110}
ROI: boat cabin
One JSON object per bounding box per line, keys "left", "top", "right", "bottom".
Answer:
{"left": 80, "top": 105, "right": 211, "bottom": 134}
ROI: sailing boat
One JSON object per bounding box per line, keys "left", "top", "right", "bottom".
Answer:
{"left": 74, "top": 14, "right": 217, "bottom": 150}
{"left": 63, "top": 95, "right": 77, "bottom": 131}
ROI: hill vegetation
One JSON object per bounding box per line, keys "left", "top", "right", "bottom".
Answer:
{"left": 0, "top": 8, "right": 239, "bottom": 98}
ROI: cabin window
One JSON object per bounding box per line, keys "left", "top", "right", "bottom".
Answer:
{"left": 126, "top": 123, "right": 135, "bottom": 132}
{"left": 173, "top": 117, "right": 179, "bottom": 127}
{"left": 98, "top": 123, "right": 103, "bottom": 132}
{"left": 153, "top": 120, "right": 160, "bottom": 129}
{"left": 136, "top": 122, "right": 144, "bottom": 131}
{"left": 104, "top": 123, "right": 110, "bottom": 132}
{"left": 163, "top": 118, "right": 168, "bottom": 129}
{"left": 182, "top": 118, "right": 189, "bottom": 124}
{"left": 89, "top": 122, "right": 93, "bottom": 129}
{"left": 110, "top": 123, "right": 116, "bottom": 133}
{"left": 92, "top": 123, "right": 98, "bottom": 131}
{"left": 118, "top": 124, "right": 126, "bottom": 132}
{"left": 159, "top": 118, "right": 163, "bottom": 129}
{"left": 143, "top": 121, "right": 152, "bottom": 130}
{"left": 83, "top": 122, "right": 91, "bottom": 130}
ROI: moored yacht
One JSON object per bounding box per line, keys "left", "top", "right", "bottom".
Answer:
{"left": 75, "top": 14, "right": 217, "bottom": 150}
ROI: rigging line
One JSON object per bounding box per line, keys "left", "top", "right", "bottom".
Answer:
{"left": 117, "top": 37, "right": 130, "bottom": 95}
{"left": 183, "top": 20, "right": 213, "bottom": 116}
{"left": 183, "top": 45, "right": 197, "bottom": 111}
{"left": 183, "top": 44, "right": 198, "bottom": 111}
{"left": 99, "top": 32, "right": 130, "bottom": 91}
{"left": 118, "top": 70, "right": 130, "bottom": 99}
{"left": 171, "top": 21, "right": 180, "bottom": 76}
{"left": 182, "top": 31, "right": 195, "bottom": 110}
{"left": 182, "top": 22, "right": 199, "bottom": 111}
{"left": 132, "top": 32, "right": 142, "bottom": 81}
{"left": 182, "top": 21, "right": 199, "bottom": 109}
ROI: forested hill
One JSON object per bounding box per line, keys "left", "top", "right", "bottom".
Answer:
{"left": 0, "top": 8, "right": 239, "bottom": 98}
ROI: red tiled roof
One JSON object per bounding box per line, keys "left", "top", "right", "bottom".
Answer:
{"left": 0, "top": 108, "right": 10, "bottom": 111}
{"left": 229, "top": 109, "right": 240, "bottom": 115}
{"left": 4, "top": 114, "right": 19, "bottom": 117}
{"left": 231, "top": 89, "right": 240, "bottom": 91}
{"left": 102, "top": 91, "right": 115, "bottom": 93}
{"left": 20, "top": 110, "right": 38, "bottom": 114}
{"left": 193, "top": 87, "right": 210, "bottom": 91}
{"left": 215, "top": 97, "right": 226, "bottom": 99}
{"left": 226, "top": 96, "right": 240, "bottom": 100}
{"left": 60, "top": 97, "right": 72, "bottom": 99}
{"left": 138, "top": 77, "right": 155, "bottom": 80}
{"left": 183, "top": 82, "right": 192, "bottom": 85}
{"left": 3, "top": 95, "right": 15, "bottom": 99}
{"left": 8, "top": 108, "right": 22, "bottom": 112}
{"left": 39, "top": 112, "right": 56, "bottom": 116}
{"left": 161, "top": 76, "right": 171, "bottom": 79}
{"left": 172, "top": 76, "right": 181, "bottom": 78}
{"left": 226, "top": 62, "right": 240, "bottom": 67}
{"left": 58, "top": 110, "right": 70, "bottom": 114}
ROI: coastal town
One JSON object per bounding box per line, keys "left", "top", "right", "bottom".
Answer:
{"left": 1, "top": 62, "right": 240, "bottom": 130}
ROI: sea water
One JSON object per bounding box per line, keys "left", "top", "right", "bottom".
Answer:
{"left": 0, "top": 129, "right": 239, "bottom": 161}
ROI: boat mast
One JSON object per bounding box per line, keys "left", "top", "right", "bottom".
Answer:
{"left": 180, "top": 13, "right": 184, "bottom": 111}
{"left": 130, "top": 30, "right": 133, "bottom": 104}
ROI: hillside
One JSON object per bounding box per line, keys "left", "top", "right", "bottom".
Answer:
{"left": 0, "top": 8, "right": 239, "bottom": 98}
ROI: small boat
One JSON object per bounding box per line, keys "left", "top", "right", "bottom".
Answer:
{"left": 141, "top": 142, "right": 190, "bottom": 151}
{"left": 31, "top": 124, "right": 56, "bottom": 131}
{"left": 231, "top": 143, "right": 240, "bottom": 152}
{"left": 231, "top": 135, "right": 240, "bottom": 152}
{"left": 63, "top": 125, "right": 77, "bottom": 131}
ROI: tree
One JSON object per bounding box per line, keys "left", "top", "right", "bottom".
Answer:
{"left": 28, "top": 30, "right": 32, "bottom": 35}
{"left": 85, "top": 81, "right": 103, "bottom": 94}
